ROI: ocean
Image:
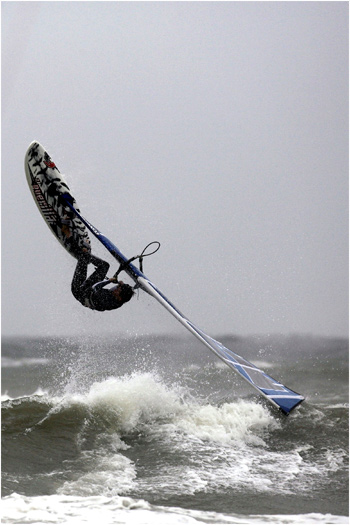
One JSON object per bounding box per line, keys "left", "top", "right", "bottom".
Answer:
{"left": 2, "top": 333, "right": 348, "bottom": 524}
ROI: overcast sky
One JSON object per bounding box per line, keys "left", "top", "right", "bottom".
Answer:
{"left": 2, "top": 1, "right": 348, "bottom": 340}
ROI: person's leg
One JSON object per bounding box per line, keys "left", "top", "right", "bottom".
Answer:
{"left": 71, "top": 253, "right": 90, "bottom": 302}
{"left": 81, "top": 255, "right": 110, "bottom": 288}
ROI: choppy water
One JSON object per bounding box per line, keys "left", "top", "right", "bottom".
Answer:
{"left": 2, "top": 334, "right": 348, "bottom": 524}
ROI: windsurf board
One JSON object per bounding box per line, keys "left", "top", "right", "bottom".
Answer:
{"left": 24, "top": 141, "right": 91, "bottom": 259}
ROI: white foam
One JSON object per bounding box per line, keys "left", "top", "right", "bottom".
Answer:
{"left": 1, "top": 387, "right": 48, "bottom": 402}
{"left": 2, "top": 357, "right": 50, "bottom": 368}
{"left": 53, "top": 374, "right": 279, "bottom": 464}
{"left": 174, "top": 399, "right": 278, "bottom": 446}
{"left": 63, "top": 372, "right": 184, "bottom": 433}
{"left": 1, "top": 493, "right": 348, "bottom": 524}
{"left": 58, "top": 453, "right": 137, "bottom": 497}
{"left": 58, "top": 373, "right": 277, "bottom": 445}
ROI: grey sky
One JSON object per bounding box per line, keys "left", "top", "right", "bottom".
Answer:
{"left": 2, "top": 1, "right": 348, "bottom": 339}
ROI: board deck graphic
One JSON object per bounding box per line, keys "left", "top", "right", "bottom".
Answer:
{"left": 24, "top": 141, "right": 91, "bottom": 259}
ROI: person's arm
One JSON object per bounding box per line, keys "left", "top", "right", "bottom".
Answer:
{"left": 91, "top": 278, "right": 113, "bottom": 292}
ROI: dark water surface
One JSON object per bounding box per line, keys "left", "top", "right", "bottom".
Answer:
{"left": 2, "top": 334, "right": 348, "bottom": 524}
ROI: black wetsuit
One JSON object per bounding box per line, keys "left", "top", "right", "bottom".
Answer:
{"left": 71, "top": 254, "right": 122, "bottom": 311}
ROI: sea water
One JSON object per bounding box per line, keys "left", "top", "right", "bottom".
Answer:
{"left": 2, "top": 334, "right": 348, "bottom": 524}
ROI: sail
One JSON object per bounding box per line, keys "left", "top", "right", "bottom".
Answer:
{"left": 61, "top": 195, "right": 305, "bottom": 415}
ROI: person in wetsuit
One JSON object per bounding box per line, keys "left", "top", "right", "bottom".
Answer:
{"left": 60, "top": 208, "right": 134, "bottom": 311}
{"left": 71, "top": 252, "right": 134, "bottom": 311}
